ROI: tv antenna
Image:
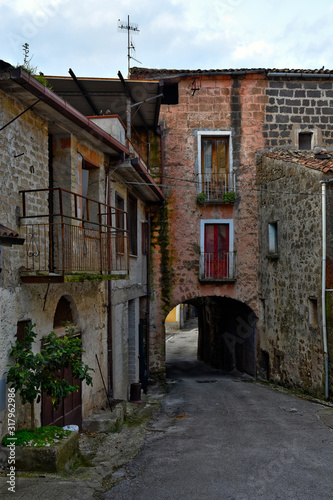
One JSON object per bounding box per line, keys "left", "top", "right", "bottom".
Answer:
{"left": 118, "top": 15, "right": 142, "bottom": 77}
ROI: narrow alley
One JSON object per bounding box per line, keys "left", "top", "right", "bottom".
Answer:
{"left": 103, "top": 320, "right": 333, "bottom": 500}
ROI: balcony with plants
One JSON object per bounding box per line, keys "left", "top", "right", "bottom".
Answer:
{"left": 196, "top": 173, "right": 236, "bottom": 205}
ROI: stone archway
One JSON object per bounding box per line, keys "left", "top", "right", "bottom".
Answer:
{"left": 196, "top": 296, "right": 256, "bottom": 376}
{"left": 165, "top": 296, "right": 256, "bottom": 378}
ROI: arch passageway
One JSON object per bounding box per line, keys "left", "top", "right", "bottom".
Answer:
{"left": 166, "top": 296, "right": 256, "bottom": 379}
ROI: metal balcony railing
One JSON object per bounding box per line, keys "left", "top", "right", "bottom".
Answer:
{"left": 197, "top": 173, "right": 236, "bottom": 203}
{"left": 19, "top": 188, "right": 129, "bottom": 277}
{"left": 199, "top": 251, "right": 236, "bottom": 281}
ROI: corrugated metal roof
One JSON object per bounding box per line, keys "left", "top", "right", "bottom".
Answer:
{"left": 45, "top": 75, "right": 163, "bottom": 129}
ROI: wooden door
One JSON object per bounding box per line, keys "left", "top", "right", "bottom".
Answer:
{"left": 204, "top": 224, "right": 229, "bottom": 279}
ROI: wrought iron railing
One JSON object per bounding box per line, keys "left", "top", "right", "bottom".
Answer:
{"left": 199, "top": 251, "right": 236, "bottom": 281}
{"left": 197, "top": 173, "right": 236, "bottom": 202}
{"left": 19, "top": 188, "right": 129, "bottom": 276}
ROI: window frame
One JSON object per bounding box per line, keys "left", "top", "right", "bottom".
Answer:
{"left": 115, "top": 192, "right": 125, "bottom": 255}
{"left": 128, "top": 193, "right": 138, "bottom": 256}
{"left": 200, "top": 219, "right": 234, "bottom": 279}
{"left": 298, "top": 131, "right": 313, "bottom": 150}
{"left": 197, "top": 131, "right": 233, "bottom": 193}
{"left": 268, "top": 221, "right": 278, "bottom": 255}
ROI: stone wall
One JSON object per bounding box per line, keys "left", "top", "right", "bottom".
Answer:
{"left": 257, "top": 154, "right": 324, "bottom": 394}
{"left": 264, "top": 79, "right": 333, "bottom": 148}
{"left": 0, "top": 91, "right": 110, "bottom": 436}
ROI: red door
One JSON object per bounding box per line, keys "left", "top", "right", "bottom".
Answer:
{"left": 204, "top": 224, "right": 229, "bottom": 279}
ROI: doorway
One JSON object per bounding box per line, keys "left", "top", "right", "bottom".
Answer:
{"left": 42, "top": 296, "right": 82, "bottom": 428}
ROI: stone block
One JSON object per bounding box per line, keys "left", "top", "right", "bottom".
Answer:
{"left": 82, "top": 403, "right": 126, "bottom": 433}
{"left": 0, "top": 430, "right": 79, "bottom": 473}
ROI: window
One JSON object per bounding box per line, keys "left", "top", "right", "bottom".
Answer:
{"left": 16, "top": 320, "right": 32, "bottom": 343}
{"left": 268, "top": 222, "right": 278, "bottom": 254}
{"left": 299, "top": 132, "right": 312, "bottom": 150}
{"left": 197, "top": 131, "right": 232, "bottom": 202}
{"left": 162, "top": 83, "right": 179, "bottom": 105}
{"left": 200, "top": 219, "right": 234, "bottom": 280}
{"left": 141, "top": 222, "right": 148, "bottom": 255}
{"left": 309, "top": 297, "right": 318, "bottom": 327}
{"left": 128, "top": 194, "right": 137, "bottom": 255}
{"left": 115, "top": 193, "right": 125, "bottom": 254}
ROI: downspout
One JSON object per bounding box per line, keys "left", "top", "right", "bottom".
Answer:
{"left": 320, "top": 180, "right": 331, "bottom": 399}
{"left": 106, "top": 170, "right": 113, "bottom": 397}
{"left": 146, "top": 209, "right": 151, "bottom": 375}
{"left": 48, "top": 134, "right": 54, "bottom": 271}
{"left": 157, "top": 125, "right": 165, "bottom": 187}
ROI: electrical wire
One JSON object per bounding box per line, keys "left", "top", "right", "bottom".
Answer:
{"left": 121, "top": 179, "right": 330, "bottom": 198}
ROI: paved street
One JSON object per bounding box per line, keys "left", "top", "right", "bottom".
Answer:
{"left": 103, "top": 320, "right": 333, "bottom": 500}
{"left": 1, "top": 320, "right": 333, "bottom": 500}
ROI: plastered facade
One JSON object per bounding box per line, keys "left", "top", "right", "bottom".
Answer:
{"left": 0, "top": 75, "right": 154, "bottom": 436}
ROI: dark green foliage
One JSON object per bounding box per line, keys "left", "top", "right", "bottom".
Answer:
{"left": 223, "top": 191, "right": 236, "bottom": 204}
{"left": 6, "top": 323, "right": 93, "bottom": 426}
{"left": 196, "top": 192, "right": 208, "bottom": 205}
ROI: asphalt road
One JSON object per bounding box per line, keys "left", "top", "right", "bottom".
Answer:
{"left": 103, "top": 321, "right": 333, "bottom": 500}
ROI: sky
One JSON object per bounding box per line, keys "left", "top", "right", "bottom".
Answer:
{"left": 1, "top": 0, "right": 333, "bottom": 79}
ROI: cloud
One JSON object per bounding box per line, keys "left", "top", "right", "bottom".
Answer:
{"left": 233, "top": 41, "right": 273, "bottom": 61}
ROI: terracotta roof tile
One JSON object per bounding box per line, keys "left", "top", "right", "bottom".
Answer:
{"left": 0, "top": 224, "right": 19, "bottom": 238}
{"left": 260, "top": 149, "right": 333, "bottom": 173}
{"left": 130, "top": 67, "right": 333, "bottom": 78}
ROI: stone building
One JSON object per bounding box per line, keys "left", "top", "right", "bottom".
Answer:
{"left": 257, "top": 149, "right": 333, "bottom": 396}
{"left": 0, "top": 60, "right": 164, "bottom": 437}
{"left": 130, "top": 67, "right": 333, "bottom": 396}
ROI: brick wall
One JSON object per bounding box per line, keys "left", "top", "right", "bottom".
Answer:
{"left": 148, "top": 74, "right": 267, "bottom": 375}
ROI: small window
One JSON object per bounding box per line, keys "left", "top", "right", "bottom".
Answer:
{"left": 299, "top": 132, "right": 312, "bottom": 150}
{"left": 268, "top": 222, "right": 278, "bottom": 254}
{"left": 162, "top": 83, "right": 178, "bottom": 105}
{"left": 115, "top": 193, "right": 125, "bottom": 254}
{"left": 309, "top": 297, "right": 318, "bottom": 327}
{"left": 128, "top": 194, "right": 137, "bottom": 255}
{"left": 17, "top": 320, "right": 32, "bottom": 343}
{"left": 141, "top": 222, "right": 148, "bottom": 255}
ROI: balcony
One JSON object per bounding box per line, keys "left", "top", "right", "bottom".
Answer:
{"left": 199, "top": 251, "right": 236, "bottom": 282}
{"left": 19, "top": 188, "right": 129, "bottom": 283}
{"left": 197, "top": 173, "right": 236, "bottom": 204}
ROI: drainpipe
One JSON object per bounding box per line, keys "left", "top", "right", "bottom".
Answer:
{"left": 320, "top": 180, "right": 333, "bottom": 399}
{"left": 106, "top": 170, "right": 113, "bottom": 397}
{"left": 157, "top": 125, "right": 165, "bottom": 188}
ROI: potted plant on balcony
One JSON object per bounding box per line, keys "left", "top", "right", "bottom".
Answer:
{"left": 196, "top": 192, "right": 208, "bottom": 206}
{"left": 222, "top": 192, "right": 236, "bottom": 204}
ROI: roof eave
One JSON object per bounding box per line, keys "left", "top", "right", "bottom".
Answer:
{"left": 9, "top": 67, "right": 130, "bottom": 156}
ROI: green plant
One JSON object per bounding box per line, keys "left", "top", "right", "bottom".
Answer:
{"left": 6, "top": 323, "right": 93, "bottom": 430}
{"left": 222, "top": 191, "right": 236, "bottom": 204}
{"left": 2, "top": 426, "right": 71, "bottom": 447}
{"left": 19, "top": 43, "right": 52, "bottom": 89}
{"left": 196, "top": 192, "right": 208, "bottom": 205}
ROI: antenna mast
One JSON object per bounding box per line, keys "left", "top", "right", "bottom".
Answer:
{"left": 117, "top": 15, "right": 141, "bottom": 77}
